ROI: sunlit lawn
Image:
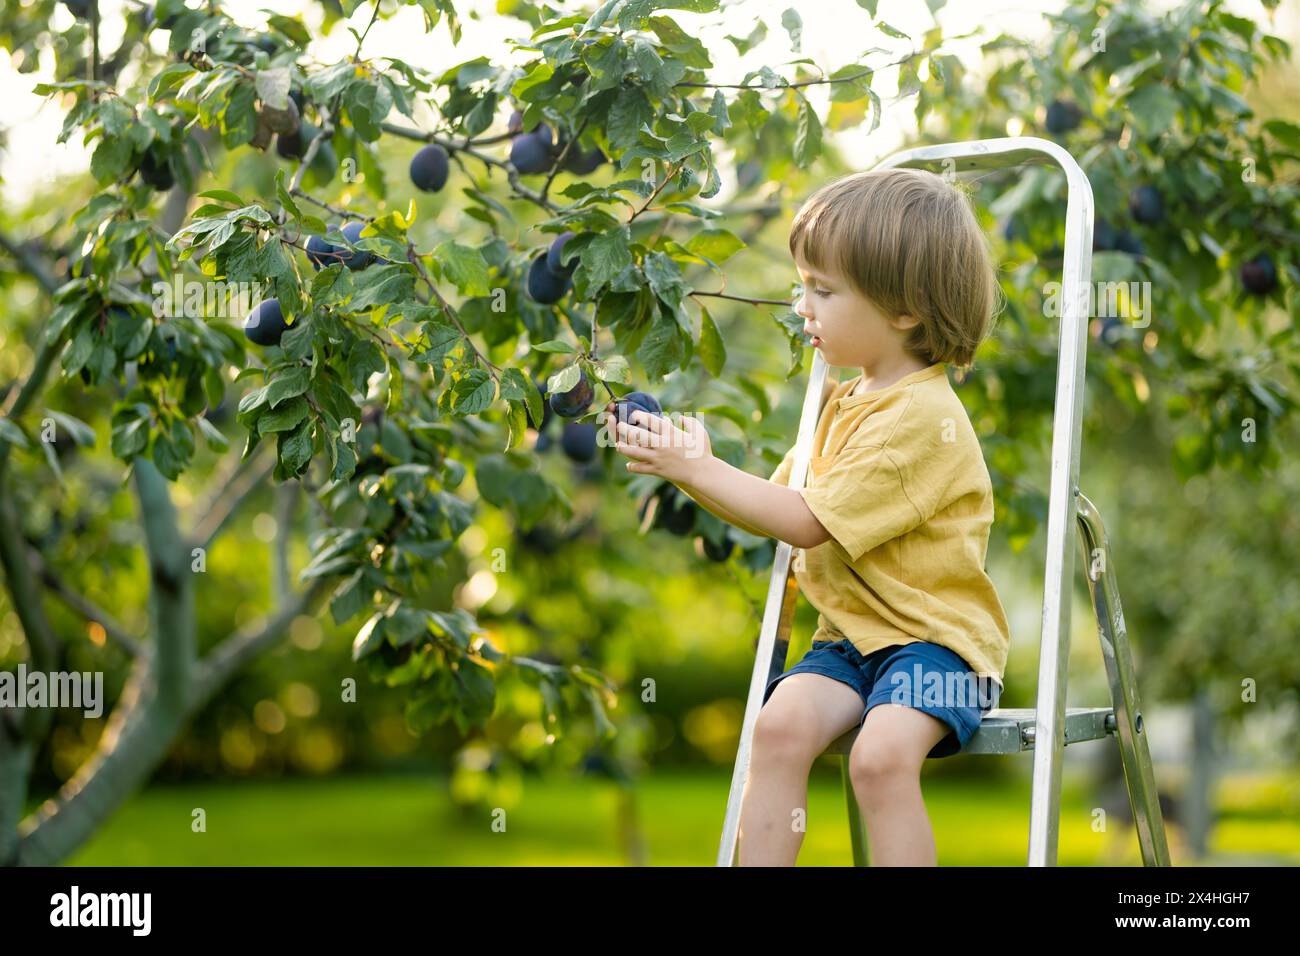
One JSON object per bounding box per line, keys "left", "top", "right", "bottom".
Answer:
{"left": 65, "top": 765, "right": 1300, "bottom": 867}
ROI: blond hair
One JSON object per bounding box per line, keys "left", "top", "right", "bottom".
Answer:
{"left": 788, "top": 168, "right": 1001, "bottom": 368}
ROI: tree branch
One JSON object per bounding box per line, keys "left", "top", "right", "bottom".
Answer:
{"left": 689, "top": 290, "right": 792, "bottom": 307}
{"left": 272, "top": 480, "right": 299, "bottom": 608}
{"left": 0, "top": 231, "right": 59, "bottom": 294}
{"left": 190, "top": 451, "right": 277, "bottom": 552}
{"left": 193, "top": 577, "right": 336, "bottom": 702}
{"left": 132, "top": 458, "right": 196, "bottom": 712}
{"left": 28, "top": 546, "right": 143, "bottom": 657}
{"left": 381, "top": 122, "right": 558, "bottom": 213}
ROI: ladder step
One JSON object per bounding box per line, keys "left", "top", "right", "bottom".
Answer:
{"left": 824, "top": 707, "right": 1117, "bottom": 756}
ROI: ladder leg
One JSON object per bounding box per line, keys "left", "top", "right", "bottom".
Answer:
{"left": 843, "top": 756, "right": 870, "bottom": 866}
{"left": 1077, "top": 494, "right": 1171, "bottom": 866}
{"left": 718, "top": 356, "right": 829, "bottom": 867}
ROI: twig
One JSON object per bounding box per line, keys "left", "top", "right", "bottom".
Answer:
{"left": 28, "top": 547, "right": 143, "bottom": 657}
{"left": 289, "top": 107, "right": 336, "bottom": 195}
{"left": 689, "top": 290, "right": 792, "bottom": 307}
{"left": 190, "top": 452, "right": 278, "bottom": 551}
{"left": 541, "top": 116, "right": 589, "bottom": 201}
{"left": 673, "top": 49, "right": 926, "bottom": 90}
{"left": 353, "top": 2, "right": 382, "bottom": 63}
{"left": 381, "top": 121, "right": 558, "bottom": 213}
{"left": 629, "top": 161, "right": 684, "bottom": 223}
{"left": 0, "top": 231, "right": 58, "bottom": 294}
{"left": 406, "top": 248, "right": 504, "bottom": 379}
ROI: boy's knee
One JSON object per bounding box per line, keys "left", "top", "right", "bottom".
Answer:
{"left": 848, "top": 739, "right": 920, "bottom": 794}
{"left": 752, "top": 701, "right": 821, "bottom": 765}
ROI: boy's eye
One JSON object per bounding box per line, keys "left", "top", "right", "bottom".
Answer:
{"left": 813, "top": 287, "right": 831, "bottom": 298}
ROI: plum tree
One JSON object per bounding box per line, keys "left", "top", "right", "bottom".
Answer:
{"left": 526, "top": 253, "right": 569, "bottom": 304}
{"left": 548, "top": 370, "right": 594, "bottom": 418}
{"left": 1240, "top": 254, "right": 1277, "bottom": 296}
{"left": 1128, "top": 185, "right": 1164, "bottom": 225}
{"left": 410, "top": 144, "right": 450, "bottom": 192}
{"left": 4, "top": 0, "right": 1291, "bottom": 869}
{"left": 560, "top": 422, "right": 598, "bottom": 463}
{"left": 243, "top": 298, "right": 286, "bottom": 346}
{"left": 1044, "top": 98, "right": 1083, "bottom": 134}
{"left": 337, "top": 221, "right": 374, "bottom": 271}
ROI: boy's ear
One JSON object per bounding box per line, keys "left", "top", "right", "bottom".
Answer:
{"left": 889, "top": 313, "right": 922, "bottom": 333}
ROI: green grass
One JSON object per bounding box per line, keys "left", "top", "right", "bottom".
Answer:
{"left": 64, "top": 765, "right": 1300, "bottom": 866}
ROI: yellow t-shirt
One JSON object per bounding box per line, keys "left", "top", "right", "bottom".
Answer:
{"left": 769, "top": 362, "right": 1011, "bottom": 686}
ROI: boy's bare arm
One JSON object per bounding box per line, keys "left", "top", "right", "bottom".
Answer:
{"left": 682, "top": 457, "right": 830, "bottom": 550}
{"left": 677, "top": 375, "right": 840, "bottom": 542}
{"left": 674, "top": 482, "right": 770, "bottom": 539}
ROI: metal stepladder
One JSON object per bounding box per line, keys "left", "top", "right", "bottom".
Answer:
{"left": 717, "top": 137, "right": 1171, "bottom": 867}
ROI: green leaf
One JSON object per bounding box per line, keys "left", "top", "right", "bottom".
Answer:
{"left": 500, "top": 368, "right": 543, "bottom": 428}
{"left": 258, "top": 395, "right": 311, "bottom": 434}
{"left": 110, "top": 415, "right": 148, "bottom": 458}
{"left": 593, "top": 355, "right": 632, "bottom": 384}
{"left": 410, "top": 323, "right": 462, "bottom": 367}
{"left": 351, "top": 611, "right": 387, "bottom": 660}
{"left": 43, "top": 410, "right": 96, "bottom": 447}
{"left": 90, "top": 135, "right": 134, "bottom": 185}
{"left": 780, "top": 9, "right": 802, "bottom": 52}
{"left": 531, "top": 339, "right": 578, "bottom": 354}
{"left": 581, "top": 228, "right": 636, "bottom": 292}
{"left": 434, "top": 241, "right": 491, "bottom": 296}
{"left": 793, "top": 94, "right": 823, "bottom": 168}
{"left": 329, "top": 570, "right": 368, "bottom": 625}
{"left": 278, "top": 418, "right": 314, "bottom": 473}
{"left": 349, "top": 265, "right": 417, "bottom": 313}
{"left": 547, "top": 364, "right": 582, "bottom": 395}
{"left": 450, "top": 369, "right": 497, "bottom": 415}
{"left": 196, "top": 416, "right": 230, "bottom": 450}
{"left": 637, "top": 307, "right": 685, "bottom": 379}
{"left": 1263, "top": 120, "right": 1300, "bottom": 152}
{"left": 0, "top": 418, "right": 30, "bottom": 450}
{"left": 266, "top": 366, "right": 312, "bottom": 408}
{"left": 1127, "top": 86, "right": 1179, "bottom": 139}
{"left": 698, "top": 306, "right": 726, "bottom": 377}
{"left": 684, "top": 228, "right": 745, "bottom": 264}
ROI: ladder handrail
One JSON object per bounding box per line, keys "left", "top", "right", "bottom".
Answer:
{"left": 716, "top": 137, "right": 1094, "bottom": 867}
{"left": 872, "top": 137, "right": 1094, "bottom": 866}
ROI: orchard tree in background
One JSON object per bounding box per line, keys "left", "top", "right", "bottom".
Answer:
{"left": 0, "top": 0, "right": 1294, "bottom": 865}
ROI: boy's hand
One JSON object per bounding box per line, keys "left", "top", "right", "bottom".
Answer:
{"left": 603, "top": 400, "right": 713, "bottom": 485}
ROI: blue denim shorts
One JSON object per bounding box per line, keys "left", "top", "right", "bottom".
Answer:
{"left": 761, "top": 638, "right": 1002, "bottom": 758}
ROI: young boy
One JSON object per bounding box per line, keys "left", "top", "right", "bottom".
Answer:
{"left": 606, "top": 167, "right": 1010, "bottom": 866}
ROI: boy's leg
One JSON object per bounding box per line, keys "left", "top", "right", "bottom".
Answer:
{"left": 738, "top": 673, "right": 865, "bottom": 866}
{"left": 848, "top": 703, "right": 952, "bottom": 866}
